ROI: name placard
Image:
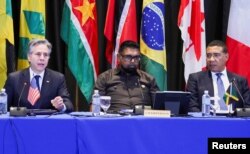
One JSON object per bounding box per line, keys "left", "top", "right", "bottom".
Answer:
{"left": 144, "top": 109, "right": 171, "bottom": 117}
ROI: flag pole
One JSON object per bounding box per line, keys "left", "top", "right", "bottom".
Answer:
{"left": 75, "top": 82, "right": 79, "bottom": 111}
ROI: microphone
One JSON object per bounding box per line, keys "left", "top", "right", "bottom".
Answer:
{"left": 134, "top": 77, "right": 145, "bottom": 115}
{"left": 231, "top": 78, "right": 246, "bottom": 106}
{"left": 231, "top": 78, "right": 250, "bottom": 117}
{"left": 137, "top": 77, "right": 145, "bottom": 102}
{"left": 10, "top": 82, "right": 28, "bottom": 116}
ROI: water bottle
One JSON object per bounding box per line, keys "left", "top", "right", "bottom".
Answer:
{"left": 0, "top": 88, "right": 8, "bottom": 114}
{"left": 202, "top": 90, "right": 211, "bottom": 116}
{"left": 92, "top": 90, "right": 101, "bottom": 116}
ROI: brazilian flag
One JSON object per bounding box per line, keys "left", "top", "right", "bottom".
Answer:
{"left": 18, "top": 0, "right": 45, "bottom": 70}
{"left": 140, "top": 0, "right": 167, "bottom": 90}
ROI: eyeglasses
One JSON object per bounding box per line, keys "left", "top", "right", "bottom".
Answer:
{"left": 32, "top": 52, "right": 50, "bottom": 58}
{"left": 121, "top": 55, "right": 141, "bottom": 62}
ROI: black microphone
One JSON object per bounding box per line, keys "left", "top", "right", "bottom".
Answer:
{"left": 10, "top": 82, "right": 28, "bottom": 116}
{"left": 231, "top": 78, "right": 250, "bottom": 117}
{"left": 137, "top": 77, "right": 145, "bottom": 102}
{"left": 231, "top": 78, "right": 246, "bottom": 106}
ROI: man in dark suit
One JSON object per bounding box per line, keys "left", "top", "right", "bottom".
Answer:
{"left": 4, "top": 39, "right": 73, "bottom": 112}
{"left": 187, "top": 40, "right": 250, "bottom": 112}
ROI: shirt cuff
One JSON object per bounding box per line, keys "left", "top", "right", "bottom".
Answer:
{"left": 60, "top": 104, "right": 67, "bottom": 112}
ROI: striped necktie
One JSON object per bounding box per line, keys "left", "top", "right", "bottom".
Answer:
{"left": 27, "top": 75, "right": 41, "bottom": 105}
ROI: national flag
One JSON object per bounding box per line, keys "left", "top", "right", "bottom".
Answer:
{"left": 226, "top": 0, "right": 250, "bottom": 86}
{"left": 178, "top": 0, "right": 206, "bottom": 82}
{"left": 0, "top": 0, "right": 15, "bottom": 89}
{"left": 28, "top": 77, "right": 40, "bottom": 105}
{"left": 104, "top": 0, "right": 137, "bottom": 67}
{"left": 140, "top": 0, "right": 167, "bottom": 91}
{"left": 223, "top": 83, "right": 239, "bottom": 105}
{"left": 17, "top": 0, "right": 46, "bottom": 70}
{"left": 61, "top": 0, "right": 99, "bottom": 102}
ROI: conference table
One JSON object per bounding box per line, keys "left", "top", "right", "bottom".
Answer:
{"left": 0, "top": 113, "right": 250, "bottom": 154}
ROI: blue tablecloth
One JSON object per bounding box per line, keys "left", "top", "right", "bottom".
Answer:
{"left": 1, "top": 114, "right": 250, "bottom": 154}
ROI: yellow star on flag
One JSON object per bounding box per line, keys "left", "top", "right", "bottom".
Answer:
{"left": 74, "top": 0, "right": 95, "bottom": 26}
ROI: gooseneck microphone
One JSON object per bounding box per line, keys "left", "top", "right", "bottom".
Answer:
{"left": 10, "top": 82, "right": 28, "bottom": 116}
{"left": 231, "top": 78, "right": 246, "bottom": 107}
{"left": 231, "top": 78, "right": 250, "bottom": 117}
{"left": 137, "top": 77, "right": 145, "bottom": 102}
{"left": 133, "top": 77, "right": 145, "bottom": 115}
{"left": 18, "top": 82, "right": 27, "bottom": 107}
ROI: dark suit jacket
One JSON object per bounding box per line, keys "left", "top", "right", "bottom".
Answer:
{"left": 4, "top": 68, "right": 74, "bottom": 112}
{"left": 186, "top": 70, "right": 250, "bottom": 112}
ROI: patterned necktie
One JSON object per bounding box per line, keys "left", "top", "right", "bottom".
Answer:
{"left": 216, "top": 73, "right": 227, "bottom": 110}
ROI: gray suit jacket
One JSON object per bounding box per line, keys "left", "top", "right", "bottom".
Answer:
{"left": 186, "top": 70, "right": 250, "bottom": 112}
{"left": 4, "top": 68, "right": 73, "bottom": 112}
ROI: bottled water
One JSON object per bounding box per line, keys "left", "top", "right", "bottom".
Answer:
{"left": 92, "top": 90, "right": 101, "bottom": 116}
{"left": 0, "top": 88, "right": 8, "bottom": 114}
{"left": 202, "top": 90, "right": 211, "bottom": 116}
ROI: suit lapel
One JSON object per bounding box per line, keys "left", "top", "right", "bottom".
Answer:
{"left": 40, "top": 69, "right": 51, "bottom": 97}
{"left": 227, "top": 71, "right": 234, "bottom": 83}
{"left": 206, "top": 71, "right": 214, "bottom": 96}
{"left": 21, "top": 69, "right": 31, "bottom": 100}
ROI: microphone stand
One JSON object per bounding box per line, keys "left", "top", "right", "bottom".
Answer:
{"left": 133, "top": 77, "right": 145, "bottom": 115}
{"left": 10, "top": 83, "right": 28, "bottom": 116}
{"left": 231, "top": 79, "right": 250, "bottom": 117}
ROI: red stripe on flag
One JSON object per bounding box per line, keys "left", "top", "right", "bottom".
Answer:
{"left": 104, "top": 0, "right": 116, "bottom": 65}
{"left": 177, "top": 0, "right": 189, "bottom": 26}
{"left": 71, "top": 0, "right": 99, "bottom": 74}
{"left": 28, "top": 87, "right": 40, "bottom": 105}
{"left": 119, "top": 0, "right": 137, "bottom": 43}
{"left": 226, "top": 36, "right": 250, "bottom": 85}
{"left": 104, "top": 0, "right": 137, "bottom": 67}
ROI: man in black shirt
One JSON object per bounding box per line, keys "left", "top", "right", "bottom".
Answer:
{"left": 94, "top": 41, "right": 159, "bottom": 112}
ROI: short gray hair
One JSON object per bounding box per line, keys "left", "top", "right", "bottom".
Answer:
{"left": 27, "top": 38, "right": 52, "bottom": 55}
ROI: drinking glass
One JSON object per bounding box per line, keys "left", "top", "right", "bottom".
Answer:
{"left": 100, "top": 96, "right": 111, "bottom": 114}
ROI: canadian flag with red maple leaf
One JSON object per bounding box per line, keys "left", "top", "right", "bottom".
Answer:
{"left": 178, "top": 0, "right": 206, "bottom": 82}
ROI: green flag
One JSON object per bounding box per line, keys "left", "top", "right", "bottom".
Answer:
{"left": 18, "top": 0, "right": 45, "bottom": 70}
{"left": 61, "top": 0, "right": 99, "bottom": 102}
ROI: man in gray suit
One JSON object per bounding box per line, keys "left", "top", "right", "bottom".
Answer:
{"left": 187, "top": 40, "right": 250, "bottom": 112}
{"left": 4, "top": 39, "right": 73, "bottom": 112}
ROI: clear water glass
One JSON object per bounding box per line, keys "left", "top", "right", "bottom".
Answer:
{"left": 100, "top": 96, "right": 111, "bottom": 114}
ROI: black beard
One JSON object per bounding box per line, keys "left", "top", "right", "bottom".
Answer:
{"left": 121, "top": 65, "right": 137, "bottom": 74}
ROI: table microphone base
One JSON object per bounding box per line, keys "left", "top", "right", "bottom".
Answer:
{"left": 235, "top": 108, "right": 250, "bottom": 117}
{"left": 10, "top": 107, "right": 27, "bottom": 116}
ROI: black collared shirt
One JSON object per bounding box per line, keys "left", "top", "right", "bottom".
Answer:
{"left": 94, "top": 68, "right": 159, "bottom": 111}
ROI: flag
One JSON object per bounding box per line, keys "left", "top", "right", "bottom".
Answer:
{"left": 223, "top": 83, "right": 239, "bottom": 105}
{"left": 140, "top": 0, "right": 167, "bottom": 91}
{"left": 28, "top": 77, "right": 40, "bottom": 105}
{"left": 178, "top": 0, "right": 206, "bottom": 82}
{"left": 226, "top": 0, "right": 250, "bottom": 86}
{"left": 17, "top": 0, "right": 46, "bottom": 70}
{"left": 61, "top": 0, "right": 99, "bottom": 102}
{"left": 104, "top": 0, "right": 137, "bottom": 67}
{"left": 0, "top": 0, "right": 15, "bottom": 89}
